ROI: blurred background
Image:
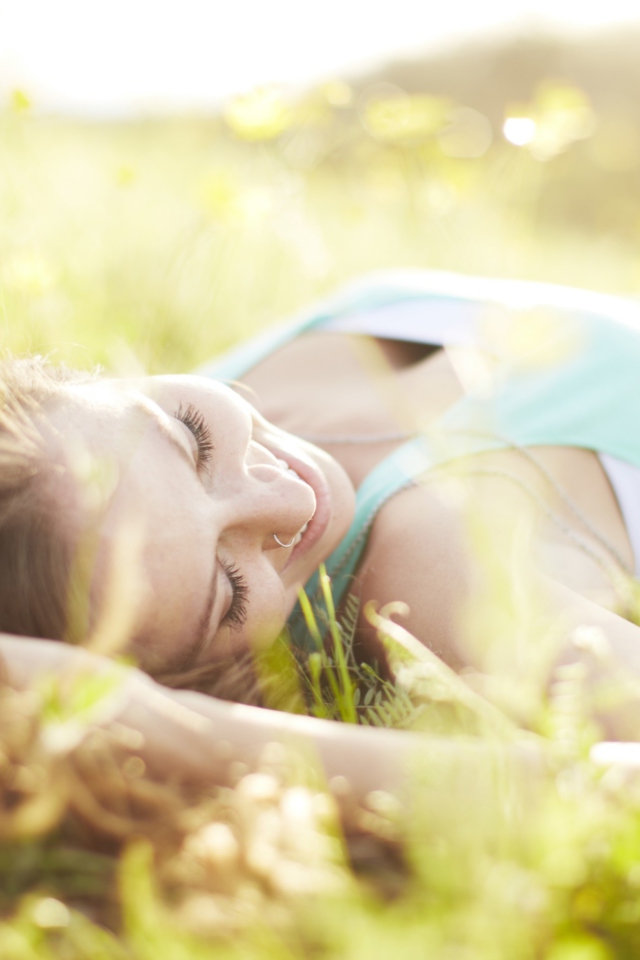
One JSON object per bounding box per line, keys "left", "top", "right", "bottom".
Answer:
{"left": 1, "top": 0, "right": 640, "bottom": 372}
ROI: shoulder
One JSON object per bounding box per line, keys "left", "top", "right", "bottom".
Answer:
{"left": 355, "top": 480, "right": 473, "bottom": 670}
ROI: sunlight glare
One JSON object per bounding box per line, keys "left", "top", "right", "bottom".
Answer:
{"left": 1, "top": 0, "right": 640, "bottom": 116}
{"left": 503, "top": 117, "right": 537, "bottom": 146}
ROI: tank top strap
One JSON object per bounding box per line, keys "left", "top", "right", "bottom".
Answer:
{"left": 286, "top": 435, "right": 432, "bottom": 647}
{"left": 194, "top": 271, "right": 640, "bottom": 647}
{"left": 291, "top": 424, "right": 504, "bottom": 646}
{"left": 290, "top": 304, "right": 640, "bottom": 646}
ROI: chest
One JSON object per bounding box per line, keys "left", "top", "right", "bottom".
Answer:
{"left": 239, "top": 330, "right": 462, "bottom": 485}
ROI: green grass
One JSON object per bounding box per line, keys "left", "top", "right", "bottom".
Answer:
{"left": 2, "top": 84, "right": 640, "bottom": 375}
{"left": 3, "top": 82, "right": 640, "bottom": 957}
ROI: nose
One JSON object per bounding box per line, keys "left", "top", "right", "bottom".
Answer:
{"left": 220, "top": 442, "right": 316, "bottom": 550}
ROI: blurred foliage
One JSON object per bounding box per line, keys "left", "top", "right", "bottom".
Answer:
{"left": 4, "top": 33, "right": 640, "bottom": 957}
{"left": 2, "top": 44, "right": 640, "bottom": 376}
{"left": 4, "top": 655, "right": 640, "bottom": 959}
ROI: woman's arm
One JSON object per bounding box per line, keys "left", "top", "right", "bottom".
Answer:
{"left": 356, "top": 471, "right": 640, "bottom": 741}
{"left": 0, "top": 634, "right": 538, "bottom": 809}
{"left": 0, "top": 634, "right": 414, "bottom": 798}
{"left": 541, "top": 576, "right": 640, "bottom": 741}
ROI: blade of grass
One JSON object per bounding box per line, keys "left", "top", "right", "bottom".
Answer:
{"left": 319, "top": 566, "right": 357, "bottom": 724}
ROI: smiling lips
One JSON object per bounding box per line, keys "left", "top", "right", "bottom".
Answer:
{"left": 275, "top": 460, "right": 311, "bottom": 547}
{"left": 289, "top": 519, "right": 309, "bottom": 547}
{"left": 269, "top": 449, "right": 332, "bottom": 566}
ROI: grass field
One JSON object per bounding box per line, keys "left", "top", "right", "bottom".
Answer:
{"left": 2, "top": 81, "right": 640, "bottom": 958}
{"left": 3, "top": 81, "right": 640, "bottom": 372}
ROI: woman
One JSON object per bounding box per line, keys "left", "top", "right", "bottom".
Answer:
{"left": 2, "top": 269, "right": 640, "bottom": 800}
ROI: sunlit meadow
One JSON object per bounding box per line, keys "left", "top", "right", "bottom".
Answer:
{"left": 3, "top": 69, "right": 640, "bottom": 959}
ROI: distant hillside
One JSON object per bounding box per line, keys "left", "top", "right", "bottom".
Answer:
{"left": 353, "top": 29, "right": 640, "bottom": 126}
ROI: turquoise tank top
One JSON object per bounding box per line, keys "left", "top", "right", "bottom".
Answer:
{"left": 199, "top": 271, "right": 640, "bottom": 647}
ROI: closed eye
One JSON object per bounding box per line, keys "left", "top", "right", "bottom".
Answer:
{"left": 175, "top": 402, "right": 214, "bottom": 468}
{"left": 221, "top": 561, "right": 249, "bottom": 630}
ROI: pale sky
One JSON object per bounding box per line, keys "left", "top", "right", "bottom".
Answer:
{"left": 0, "top": 0, "right": 639, "bottom": 116}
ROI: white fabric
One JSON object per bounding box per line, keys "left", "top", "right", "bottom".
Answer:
{"left": 320, "top": 301, "right": 640, "bottom": 575}
{"left": 319, "top": 298, "right": 482, "bottom": 347}
{"left": 599, "top": 454, "right": 640, "bottom": 576}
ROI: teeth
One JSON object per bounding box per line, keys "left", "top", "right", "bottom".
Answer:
{"left": 290, "top": 521, "right": 309, "bottom": 548}
{"left": 278, "top": 459, "right": 301, "bottom": 480}
{"left": 275, "top": 456, "right": 303, "bottom": 483}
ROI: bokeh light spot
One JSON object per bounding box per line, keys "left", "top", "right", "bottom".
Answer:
{"left": 10, "top": 88, "right": 32, "bottom": 113}
{"left": 323, "top": 80, "right": 353, "bottom": 107}
{"left": 503, "top": 117, "right": 537, "bottom": 146}
{"left": 223, "top": 86, "right": 294, "bottom": 141}
{"left": 33, "top": 898, "right": 70, "bottom": 929}
{"left": 361, "top": 83, "right": 450, "bottom": 144}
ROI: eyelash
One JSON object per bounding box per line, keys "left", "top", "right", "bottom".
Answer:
{"left": 221, "top": 561, "right": 249, "bottom": 630}
{"left": 175, "top": 402, "right": 214, "bottom": 468}
{"left": 175, "top": 403, "right": 247, "bottom": 631}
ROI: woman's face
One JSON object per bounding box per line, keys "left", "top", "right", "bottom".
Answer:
{"left": 49, "top": 375, "right": 356, "bottom": 672}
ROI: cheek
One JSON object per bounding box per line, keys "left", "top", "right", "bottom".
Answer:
{"left": 249, "top": 601, "right": 288, "bottom": 650}
{"left": 214, "top": 580, "right": 287, "bottom": 658}
{"left": 246, "top": 577, "right": 288, "bottom": 650}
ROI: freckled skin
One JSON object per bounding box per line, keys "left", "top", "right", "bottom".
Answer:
{"left": 47, "top": 375, "right": 356, "bottom": 672}
{"left": 239, "top": 330, "right": 637, "bottom": 669}
{"left": 46, "top": 332, "right": 636, "bottom": 676}
{"left": 5, "top": 327, "right": 640, "bottom": 800}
